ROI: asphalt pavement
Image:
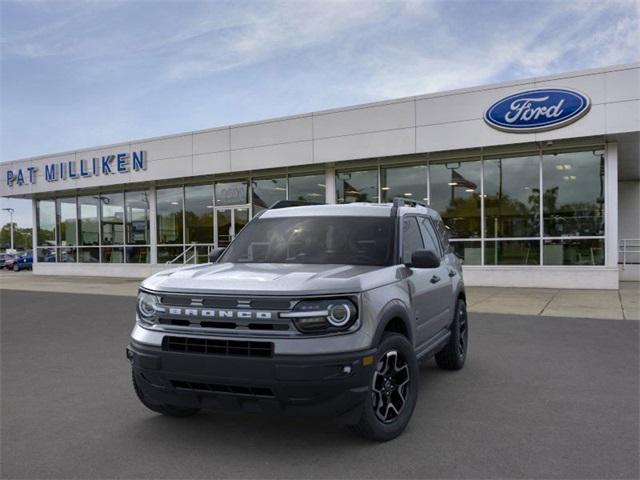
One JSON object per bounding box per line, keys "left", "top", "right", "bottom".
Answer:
{"left": 1, "top": 289, "right": 638, "bottom": 479}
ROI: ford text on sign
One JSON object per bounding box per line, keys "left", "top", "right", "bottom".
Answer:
{"left": 484, "top": 88, "right": 591, "bottom": 133}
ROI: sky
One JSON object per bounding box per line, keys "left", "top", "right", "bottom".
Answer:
{"left": 1, "top": 0, "right": 639, "bottom": 228}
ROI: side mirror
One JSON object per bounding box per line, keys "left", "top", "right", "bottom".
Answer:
{"left": 408, "top": 249, "right": 440, "bottom": 269}
{"left": 208, "top": 247, "right": 226, "bottom": 263}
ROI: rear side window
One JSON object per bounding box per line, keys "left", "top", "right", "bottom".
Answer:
{"left": 418, "top": 217, "right": 442, "bottom": 257}
{"left": 402, "top": 217, "right": 424, "bottom": 263}
{"left": 434, "top": 218, "right": 451, "bottom": 253}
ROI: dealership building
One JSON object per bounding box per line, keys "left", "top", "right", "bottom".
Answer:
{"left": 1, "top": 63, "right": 638, "bottom": 289}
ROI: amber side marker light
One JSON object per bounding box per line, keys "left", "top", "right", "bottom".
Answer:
{"left": 362, "top": 355, "right": 374, "bottom": 366}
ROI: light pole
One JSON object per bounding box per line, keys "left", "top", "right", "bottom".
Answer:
{"left": 2, "top": 207, "right": 15, "bottom": 251}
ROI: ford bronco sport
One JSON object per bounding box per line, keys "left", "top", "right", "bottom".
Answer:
{"left": 128, "top": 198, "right": 468, "bottom": 441}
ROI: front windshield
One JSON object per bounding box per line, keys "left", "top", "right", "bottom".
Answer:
{"left": 221, "top": 216, "right": 395, "bottom": 266}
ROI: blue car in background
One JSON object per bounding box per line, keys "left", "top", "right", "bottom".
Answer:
{"left": 12, "top": 252, "right": 33, "bottom": 271}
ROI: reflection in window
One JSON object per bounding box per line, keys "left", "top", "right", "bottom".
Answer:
{"left": 542, "top": 150, "right": 605, "bottom": 237}
{"left": 157, "top": 187, "right": 183, "bottom": 244}
{"left": 484, "top": 155, "right": 540, "bottom": 238}
{"left": 336, "top": 170, "right": 378, "bottom": 203}
{"left": 381, "top": 165, "right": 428, "bottom": 203}
{"left": 157, "top": 246, "right": 183, "bottom": 264}
{"left": 100, "top": 193, "right": 124, "bottom": 245}
{"left": 430, "top": 160, "right": 481, "bottom": 238}
{"left": 126, "top": 246, "right": 150, "bottom": 264}
{"left": 125, "top": 191, "right": 150, "bottom": 245}
{"left": 484, "top": 240, "right": 540, "bottom": 265}
{"left": 101, "top": 246, "right": 124, "bottom": 263}
{"left": 215, "top": 181, "right": 248, "bottom": 206}
{"left": 252, "top": 177, "right": 286, "bottom": 213}
{"left": 78, "top": 247, "right": 100, "bottom": 263}
{"left": 543, "top": 239, "right": 604, "bottom": 265}
{"left": 56, "top": 198, "right": 77, "bottom": 246}
{"left": 288, "top": 174, "right": 325, "bottom": 202}
{"left": 185, "top": 184, "right": 214, "bottom": 243}
{"left": 450, "top": 241, "right": 481, "bottom": 265}
{"left": 37, "top": 200, "right": 56, "bottom": 246}
{"left": 78, "top": 196, "right": 100, "bottom": 246}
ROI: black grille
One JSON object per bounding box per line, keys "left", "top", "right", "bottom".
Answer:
{"left": 171, "top": 380, "right": 274, "bottom": 397}
{"left": 162, "top": 336, "right": 273, "bottom": 357}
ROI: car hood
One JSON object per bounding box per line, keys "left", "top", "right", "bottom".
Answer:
{"left": 141, "top": 262, "right": 401, "bottom": 296}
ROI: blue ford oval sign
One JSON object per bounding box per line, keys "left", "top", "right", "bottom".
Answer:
{"left": 484, "top": 88, "right": 591, "bottom": 133}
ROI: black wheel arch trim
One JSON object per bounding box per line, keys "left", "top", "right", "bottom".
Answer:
{"left": 371, "top": 300, "right": 414, "bottom": 347}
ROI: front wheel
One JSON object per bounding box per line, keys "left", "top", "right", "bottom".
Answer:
{"left": 435, "top": 298, "right": 468, "bottom": 370}
{"left": 132, "top": 371, "right": 200, "bottom": 417}
{"left": 349, "top": 333, "right": 419, "bottom": 441}
{"left": 12, "top": 264, "right": 19, "bottom": 272}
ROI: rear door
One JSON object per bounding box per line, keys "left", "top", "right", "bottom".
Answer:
{"left": 402, "top": 216, "right": 442, "bottom": 348}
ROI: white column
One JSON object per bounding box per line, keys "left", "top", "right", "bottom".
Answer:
{"left": 325, "top": 165, "right": 336, "bottom": 204}
{"left": 31, "top": 199, "right": 37, "bottom": 265}
{"left": 605, "top": 142, "right": 618, "bottom": 270}
{"left": 149, "top": 186, "right": 158, "bottom": 264}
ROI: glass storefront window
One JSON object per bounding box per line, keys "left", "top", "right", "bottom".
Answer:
{"left": 542, "top": 150, "right": 605, "bottom": 237}
{"left": 100, "top": 193, "right": 124, "bottom": 245}
{"left": 450, "top": 241, "right": 482, "bottom": 265}
{"left": 484, "top": 240, "right": 540, "bottom": 265}
{"left": 56, "top": 198, "right": 77, "bottom": 246}
{"left": 58, "top": 246, "right": 76, "bottom": 263}
{"left": 381, "top": 165, "right": 428, "bottom": 203}
{"left": 125, "top": 191, "right": 150, "bottom": 245}
{"left": 77, "top": 247, "right": 99, "bottom": 263}
{"left": 157, "top": 187, "right": 183, "bottom": 244}
{"left": 484, "top": 155, "right": 540, "bottom": 238}
{"left": 157, "top": 246, "right": 184, "bottom": 264}
{"left": 185, "top": 184, "right": 214, "bottom": 243}
{"left": 336, "top": 169, "right": 378, "bottom": 203}
{"left": 288, "top": 173, "right": 325, "bottom": 202}
{"left": 37, "top": 246, "right": 57, "bottom": 262}
{"left": 252, "top": 177, "right": 286, "bottom": 213}
{"left": 101, "top": 246, "right": 124, "bottom": 263}
{"left": 430, "top": 160, "right": 481, "bottom": 238}
{"left": 543, "top": 238, "right": 604, "bottom": 265}
{"left": 126, "top": 246, "right": 150, "bottom": 264}
{"left": 215, "top": 181, "right": 248, "bottom": 206}
{"left": 77, "top": 196, "right": 100, "bottom": 246}
{"left": 36, "top": 200, "right": 56, "bottom": 246}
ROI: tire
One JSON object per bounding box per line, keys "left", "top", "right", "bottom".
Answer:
{"left": 13, "top": 264, "right": 19, "bottom": 272}
{"left": 132, "top": 370, "right": 200, "bottom": 417}
{"left": 349, "top": 333, "right": 419, "bottom": 442}
{"left": 435, "top": 298, "right": 468, "bottom": 371}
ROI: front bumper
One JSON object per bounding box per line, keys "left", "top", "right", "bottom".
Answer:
{"left": 128, "top": 340, "right": 376, "bottom": 423}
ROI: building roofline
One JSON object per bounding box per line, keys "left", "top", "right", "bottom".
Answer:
{"left": 2, "top": 61, "right": 639, "bottom": 165}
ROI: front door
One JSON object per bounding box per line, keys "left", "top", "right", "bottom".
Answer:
{"left": 215, "top": 207, "right": 250, "bottom": 248}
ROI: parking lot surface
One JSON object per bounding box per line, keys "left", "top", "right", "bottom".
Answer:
{"left": 1, "top": 289, "right": 638, "bottom": 479}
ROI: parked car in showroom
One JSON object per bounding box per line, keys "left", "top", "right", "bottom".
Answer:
{"left": 128, "top": 199, "right": 468, "bottom": 441}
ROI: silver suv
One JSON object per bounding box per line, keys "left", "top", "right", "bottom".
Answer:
{"left": 127, "top": 198, "right": 468, "bottom": 441}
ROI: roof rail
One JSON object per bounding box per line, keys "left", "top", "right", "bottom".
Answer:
{"left": 392, "top": 197, "right": 428, "bottom": 208}
{"left": 269, "top": 200, "right": 325, "bottom": 209}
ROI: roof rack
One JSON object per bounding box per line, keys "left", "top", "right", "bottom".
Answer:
{"left": 269, "top": 200, "right": 325, "bottom": 209}
{"left": 392, "top": 197, "right": 428, "bottom": 208}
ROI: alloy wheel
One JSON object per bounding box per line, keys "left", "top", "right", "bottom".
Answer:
{"left": 457, "top": 304, "right": 468, "bottom": 356}
{"left": 371, "top": 350, "right": 411, "bottom": 423}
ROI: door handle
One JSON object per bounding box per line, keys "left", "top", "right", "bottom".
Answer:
{"left": 430, "top": 275, "right": 441, "bottom": 284}
{"left": 448, "top": 269, "right": 457, "bottom": 277}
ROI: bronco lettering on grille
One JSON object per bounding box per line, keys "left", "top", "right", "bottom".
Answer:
{"left": 159, "top": 307, "right": 273, "bottom": 320}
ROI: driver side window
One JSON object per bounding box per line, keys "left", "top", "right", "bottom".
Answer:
{"left": 402, "top": 217, "right": 425, "bottom": 263}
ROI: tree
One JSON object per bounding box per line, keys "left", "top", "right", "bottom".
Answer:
{"left": 0, "top": 223, "right": 32, "bottom": 251}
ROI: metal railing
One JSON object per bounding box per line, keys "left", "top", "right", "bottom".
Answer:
{"left": 619, "top": 238, "right": 640, "bottom": 269}
{"left": 167, "top": 244, "right": 197, "bottom": 264}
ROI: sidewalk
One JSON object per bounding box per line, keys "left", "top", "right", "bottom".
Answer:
{"left": 1, "top": 271, "right": 638, "bottom": 320}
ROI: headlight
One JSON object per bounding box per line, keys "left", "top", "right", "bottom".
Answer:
{"left": 137, "top": 291, "right": 160, "bottom": 325}
{"left": 282, "top": 298, "right": 358, "bottom": 333}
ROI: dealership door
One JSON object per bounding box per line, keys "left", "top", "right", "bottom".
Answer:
{"left": 215, "top": 207, "right": 250, "bottom": 248}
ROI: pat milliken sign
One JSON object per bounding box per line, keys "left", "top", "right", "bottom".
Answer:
{"left": 5, "top": 151, "right": 147, "bottom": 187}
{"left": 484, "top": 88, "right": 591, "bottom": 133}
